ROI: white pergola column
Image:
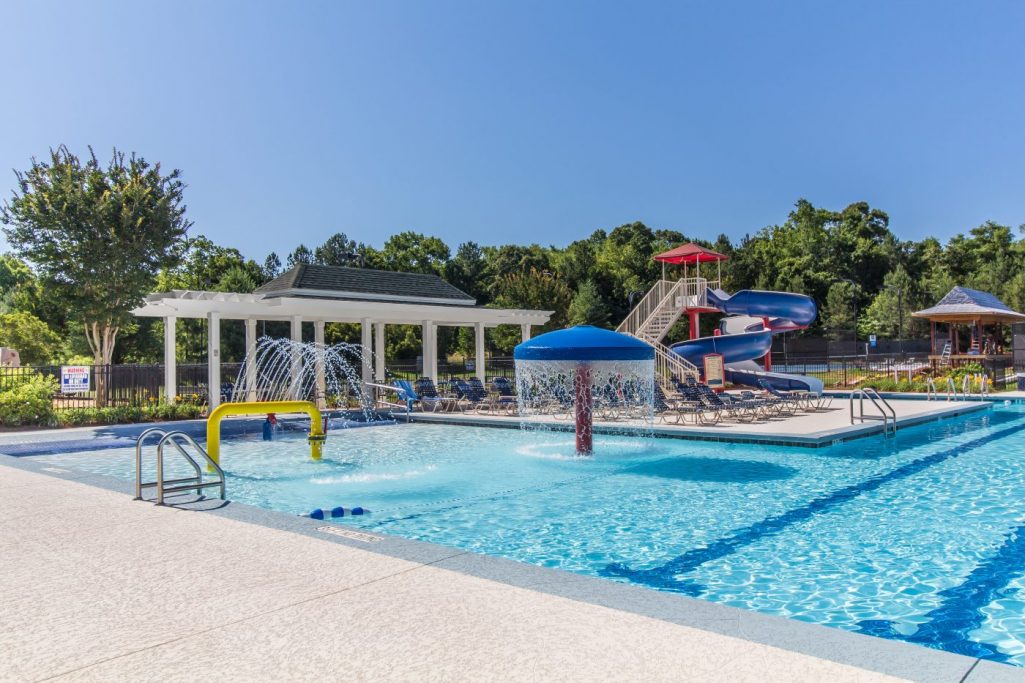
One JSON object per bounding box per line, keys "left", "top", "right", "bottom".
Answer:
{"left": 421, "top": 320, "right": 437, "bottom": 379}
{"left": 245, "top": 318, "right": 257, "bottom": 402}
{"left": 521, "top": 324, "right": 532, "bottom": 342}
{"left": 164, "top": 316, "right": 177, "bottom": 404}
{"left": 474, "top": 321, "right": 486, "bottom": 382}
{"left": 290, "top": 315, "right": 303, "bottom": 399}
{"left": 207, "top": 311, "right": 221, "bottom": 410}
{"left": 360, "top": 318, "right": 373, "bottom": 393}
{"left": 374, "top": 322, "right": 385, "bottom": 381}
{"left": 314, "top": 320, "right": 326, "bottom": 409}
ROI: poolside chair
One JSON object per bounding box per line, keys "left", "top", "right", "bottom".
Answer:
{"left": 451, "top": 378, "right": 489, "bottom": 413}
{"left": 392, "top": 380, "right": 420, "bottom": 412}
{"left": 756, "top": 380, "right": 804, "bottom": 414}
{"left": 654, "top": 385, "right": 708, "bottom": 424}
{"left": 683, "top": 382, "right": 758, "bottom": 423}
{"left": 675, "top": 383, "right": 726, "bottom": 424}
{"left": 413, "top": 377, "right": 460, "bottom": 412}
{"left": 488, "top": 377, "right": 519, "bottom": 415}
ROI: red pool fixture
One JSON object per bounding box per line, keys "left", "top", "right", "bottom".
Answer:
{"left": 514, "top": 326, "right": 656, "bottom": 455}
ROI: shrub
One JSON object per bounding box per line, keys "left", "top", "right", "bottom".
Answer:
{"left": 0, "top": 371, "right": 57, "bottom": 426}
{"left": 54, "top": 402, "right": 202, "bottom": 427}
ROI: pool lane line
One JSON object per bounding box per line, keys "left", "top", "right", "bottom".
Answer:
{"left": 857, "top": 518, "right": 1025, "bottom": 664}
{"left": 601, "top": 416, "right": 1025, "bottom": 594}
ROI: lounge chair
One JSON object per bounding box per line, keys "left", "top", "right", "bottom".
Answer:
{"left": 451, "top": 378, "right": 489, "bottom": 413}
{"left": 654, "top": 385, "right": 709, "bottom": 424}
{"left": 413, "top": 377, "right": 460, "bottom": 412}
{"left": 488, "top": 377, "right": 519, "bottom": 415}
{"left": 756, "top": 380, "right": 804, "bottom": 414}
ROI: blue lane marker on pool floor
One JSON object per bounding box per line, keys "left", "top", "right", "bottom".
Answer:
{"left": 857, "top": 519, "right": 1025, "bottom": 663}
{"left": 602, "top": 417, "right": 1025, "bottom": 596}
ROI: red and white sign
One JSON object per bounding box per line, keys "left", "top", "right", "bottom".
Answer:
{"left": 61, "top": 365, "right": 91, "bottom": 393}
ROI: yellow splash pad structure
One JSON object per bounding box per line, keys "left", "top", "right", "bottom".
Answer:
{"left": 206, "top": 401, "right": 326, "bottom": 465}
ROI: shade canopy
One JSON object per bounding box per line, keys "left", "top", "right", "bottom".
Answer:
{"left": 911, "top": 286, "right": 1025, "bottom": 324}
{"left": 514, "top": 326, "right": 655, "bottom": 362}
{"left": 653, "top": 242, "right": 728, "bottom": 265}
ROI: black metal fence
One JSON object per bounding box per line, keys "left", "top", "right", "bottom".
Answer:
{"left": 770, "top": 355, "right": 1019, "bottom": 388}
{"left": 0, "top": 359, "right": 516, "bottom": 410}
{"left": 0, "top": 364, "right": 242, "bottom": 409}
{"left": 382, "top": 357, "right": 516, "bottom": 382}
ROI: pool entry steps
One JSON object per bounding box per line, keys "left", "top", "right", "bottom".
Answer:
{"left": 849, "top": 388, "right": 897, "bottom": 436}
{"left": 134, "top": 400, "right": 326, "bottom": 505}
{"left": 134, "top": 428, "right": 225, "bottom": 505}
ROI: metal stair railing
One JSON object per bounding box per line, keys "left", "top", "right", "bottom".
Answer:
{"left": 849, "top": 387, "right": 897, "bottom": 436}
{"left": 617, "top": 279, "right": 678, "bottom": 339}
{"left": 135, "top": 428, "right": 225, "bottom": 505}
{"left": 926, "top": 377, "right": 938, "bottom": 401}
{"left": 652, "top": 343, "right": 700, "bottom": 390}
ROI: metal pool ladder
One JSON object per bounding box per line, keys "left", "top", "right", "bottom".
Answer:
{"left": 135, "top": 428, "right": 225, "bottom": 505}
{"left": 849, "top": 388, "right": 897, "bottom": 436}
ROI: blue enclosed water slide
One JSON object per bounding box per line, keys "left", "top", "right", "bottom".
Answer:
{"left": 669, "top": 288, "right": 824, "bottom": 392}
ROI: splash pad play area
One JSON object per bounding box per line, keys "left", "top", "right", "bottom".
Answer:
{"left": 513, "top": 326, "right": 656, "bottom": 454}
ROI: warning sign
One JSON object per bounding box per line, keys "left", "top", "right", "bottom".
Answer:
{"left": 60, "top": 366, "right": 91, "bottom": 393}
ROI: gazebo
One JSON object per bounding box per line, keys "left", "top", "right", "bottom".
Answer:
{"left": 132, "top": 264, "right": 552, "bottom": 409}
{"left": 911, "top": 286, "right": 1025, "bottom": 367}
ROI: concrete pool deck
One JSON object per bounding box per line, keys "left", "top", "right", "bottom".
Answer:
{"left": 410, "top": 397, "right": 991, "bottom": 446}
{"left": 2, "top": 452, "right": 1021, "bottom": 682}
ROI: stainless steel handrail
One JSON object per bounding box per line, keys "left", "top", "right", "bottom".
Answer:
{"left": 364, "top": 381, "right": 412, "bottom": 419}
{"left": 135, "top": 428, "right": 169, "bottom": 499}
{"left": 926, "top": 377, "right": 938, "bottom": 401}
{"left": 155, "top": 432, "right": 225, "bottom": 505}
{"left": 850, "top": 388, "right": 896, "bottom": 436}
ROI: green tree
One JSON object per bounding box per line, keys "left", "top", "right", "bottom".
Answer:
{"left": 380, "top": 232, "right": 450, "bottom": 275}
{"left": 262, "top": 252, "right": 282, "bottom": 281}
{"left": 567, "top": 280, "right": 610, "bottom": 327}
{"left": 823, "top": 281, "right": 861, "bottom": 340}
{"left": 0, "top": 311, "right": 63, "bottom": 365}
{"left": 286, "top": 244, "right": 314, "bottom": 269}
{"left": 490, "top": 268, "right": 571, "bottom": 352}
{"left": 1, "top": 146, "right": 190, "bottom": 404}
{"left": 858, "top": 264, "right": 920, "bottom": 340}
{"left": 314, "top": 233, "right": 359, "bottom": 266}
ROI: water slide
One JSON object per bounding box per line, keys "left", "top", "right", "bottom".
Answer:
{"left": 668, "top": 289, "right": 824, "bottom": 393}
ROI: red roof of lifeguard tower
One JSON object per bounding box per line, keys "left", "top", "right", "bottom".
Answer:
{"left": 653, "top": 242, "right": 728, "bottom": 264}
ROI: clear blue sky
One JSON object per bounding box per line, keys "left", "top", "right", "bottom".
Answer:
{"left": 2, "top": 1, "right": 1023, "bottom": 262}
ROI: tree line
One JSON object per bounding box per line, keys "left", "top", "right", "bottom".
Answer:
{"left": 3, "top": 147, "right": 1025, "bottom": 367}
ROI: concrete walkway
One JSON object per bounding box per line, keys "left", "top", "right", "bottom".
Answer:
{"left": 413, "top": 398, "right": 989, "bottom": 446}
{"left": 0, "top": 464, "right": 923, "bottom": 682}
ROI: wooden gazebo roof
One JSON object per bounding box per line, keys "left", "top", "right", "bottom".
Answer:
{"left": 911, "top": 286, "right": 1025, "bottom": 324}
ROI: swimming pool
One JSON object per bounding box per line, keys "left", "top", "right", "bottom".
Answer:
{"left": 28, "top": 403, "right": 1025, "bottom": 665}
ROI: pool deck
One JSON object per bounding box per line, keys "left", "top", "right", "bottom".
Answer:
{"left": 3, "top": 456, "right": 1020, "bottom": 683}
{"left": 410, "top": 397, "right": 992, "bottom": 446}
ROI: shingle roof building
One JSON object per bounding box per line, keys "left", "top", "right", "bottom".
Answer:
{"left": 255, "top": 265, "right": 475, "bottom": 306}
{"left": 912, "top": 286, "right": 1025, "bottom": 323}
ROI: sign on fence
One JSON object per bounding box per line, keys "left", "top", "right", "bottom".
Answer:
{"left": 869, "top": 334, "right": 877, "bottom": 348}
{"left": 60, "top": 366, "right": 91, "bottom": 393}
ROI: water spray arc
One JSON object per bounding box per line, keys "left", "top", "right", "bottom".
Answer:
{"left": 514, "top": 326, "right": 656, "bottom": 455}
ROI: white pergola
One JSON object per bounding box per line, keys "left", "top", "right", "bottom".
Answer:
{"left": 133, "top": 290, "right": 552, "bottom": 408}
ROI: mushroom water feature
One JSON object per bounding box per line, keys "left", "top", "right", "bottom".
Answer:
{"left": 513, "top": 326, "right": 656, "bottom": 455}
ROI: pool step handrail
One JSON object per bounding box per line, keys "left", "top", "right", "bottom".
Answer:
{"left": 926, "top": 377, "right": 938, "bottom": 401}
{"left": 135, "top": 429, "right": 225, "bottom": 505}
{"left": 364, "top": 381, "right": 413, "bottom": 419}
{"left": 849, "top": 387, "right": 896, "bottom": 436}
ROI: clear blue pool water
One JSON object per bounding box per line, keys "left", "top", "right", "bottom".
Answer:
{"left": 32, "top": 403, "right": 1025, "bottom": 665}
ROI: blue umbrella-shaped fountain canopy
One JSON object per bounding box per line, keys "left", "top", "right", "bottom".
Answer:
{"left": 513, "top": 325, "right": 655, "bottom": 362}
{"left": 514, "top": 326, "right": 655, "bottom": 454}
